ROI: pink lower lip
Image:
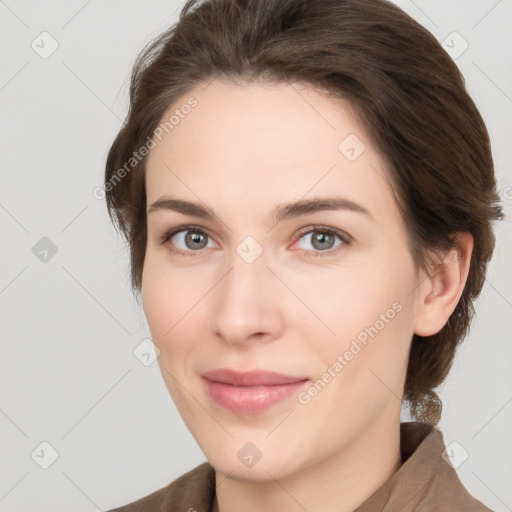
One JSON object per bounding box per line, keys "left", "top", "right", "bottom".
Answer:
{"left": 202, "top": 378, "right": 309, "bottom": 414}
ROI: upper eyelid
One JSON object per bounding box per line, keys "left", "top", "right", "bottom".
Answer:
{"left": 161, "top": 224, "right": 214, "bottom": 242}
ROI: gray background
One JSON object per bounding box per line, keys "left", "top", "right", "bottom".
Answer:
{"left": 0, "top": 0, "right": 511, "bottom": 510}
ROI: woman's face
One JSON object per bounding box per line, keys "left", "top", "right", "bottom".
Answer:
{"left": 142, "top": 78, "right": 426, "bottom": 481}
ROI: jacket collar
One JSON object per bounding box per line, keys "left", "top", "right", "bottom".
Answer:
{"left": 354, "top": 421, "right": 491, "bottom": 511}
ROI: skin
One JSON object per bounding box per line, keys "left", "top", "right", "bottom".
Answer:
{"left": 142, "top": 77, "right": 473, "bottom": 512}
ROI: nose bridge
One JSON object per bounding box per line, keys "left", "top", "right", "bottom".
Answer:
{"left": 210, "top": 246, "right": 284, "bottom": 344}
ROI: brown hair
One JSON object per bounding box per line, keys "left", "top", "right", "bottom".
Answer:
{"left": 105, "top": 0, "right": 504, "bottom": 425}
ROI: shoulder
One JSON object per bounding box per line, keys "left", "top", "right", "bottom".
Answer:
{"left": 403, "top": 423, "right": 493, "bottom": 511}
{"left": 105, "top": 461, "right": 215, "bottom": 512}
{"left": 106, "top": 485, "right": 169, "bottom": 512}
{"left": 356, "top": 422, "right": 494, "bottom": 512}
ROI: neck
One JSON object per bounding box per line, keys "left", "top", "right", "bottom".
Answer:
{"left": 212, "top": 415, "right": 402, "bottom": 512}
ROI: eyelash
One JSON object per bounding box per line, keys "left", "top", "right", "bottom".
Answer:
{"left": 159, "top": 224, "right": 352, "bottom": 258}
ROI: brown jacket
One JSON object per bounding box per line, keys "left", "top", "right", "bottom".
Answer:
{"left": 107, "top": 421, "right": 493, "bottom": 511}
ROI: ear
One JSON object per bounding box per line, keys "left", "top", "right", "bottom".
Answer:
{"left": 413, "top": 232, "right": 474, "bottom": 337}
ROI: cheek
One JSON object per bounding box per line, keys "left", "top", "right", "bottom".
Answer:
{"left": 301, "top": 254, "right": 415, "bottom": 374}
{"left": 141, "top": 272, "right": 169, "bottom": 339}
{"left": 141, "top": 254, "right": 187, "bottom": 342}
{"left": 142, "top": 248, "right": 195, "bottom": 327}
{"left": 299, "top": 265, "right": 397, "bottom": 340}
{"left": 141, "top": 255, "right": 208, "bottom": 365}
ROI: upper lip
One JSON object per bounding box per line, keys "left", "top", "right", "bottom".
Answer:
{"left": 201, "top": 368, "right": 309, "bottom": 386}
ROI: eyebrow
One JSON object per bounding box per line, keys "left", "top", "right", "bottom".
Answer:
{"left": 147, "top": 196, "right": 373, "bottom": 224}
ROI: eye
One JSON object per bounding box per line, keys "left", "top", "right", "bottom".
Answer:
{"left": 293, "top": 226, "right": 351, "bottom": 257}
{"left": 160, "top": 225, "right": 215, "bottom": 257}
{"left": 160, "top": 224, "right": 352, "bottom": 258}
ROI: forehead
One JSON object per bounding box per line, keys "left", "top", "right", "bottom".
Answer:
{"left": 145, "top": 78, "right": 399, "bottom": 227}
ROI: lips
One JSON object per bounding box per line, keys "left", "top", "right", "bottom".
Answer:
{"left": 201, "top": 368, "right": 308, "bottom": 386}
{"left": 201, "top": 368, "right": 310, "bottom": 414}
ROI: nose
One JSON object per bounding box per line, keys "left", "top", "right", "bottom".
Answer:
{"left": 210, "top": 252, "right": 285, "bottom": 346}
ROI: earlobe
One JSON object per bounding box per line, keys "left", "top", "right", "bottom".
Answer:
{"left": 413, "top": 232, "right": 474, "bottom": 337}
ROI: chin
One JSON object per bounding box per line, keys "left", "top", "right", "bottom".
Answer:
{"left": 206, "top": 447, "right": 306, "bottom": 483}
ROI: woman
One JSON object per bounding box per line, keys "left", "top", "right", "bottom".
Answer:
{"left": 104, "top": 0, "right": 504, "bottom": 510}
